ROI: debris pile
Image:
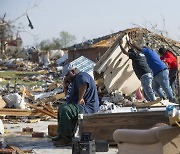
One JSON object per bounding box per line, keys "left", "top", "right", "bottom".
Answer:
{"left": 1, "top": 27, "right": 180, "bottom": 118}
{"left": 0, "top": 27, "right": 180, "bottom": 152}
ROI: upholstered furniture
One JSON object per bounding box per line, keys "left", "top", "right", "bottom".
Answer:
{"left": 113, "top": 125, "right": 180, "bottom": 154}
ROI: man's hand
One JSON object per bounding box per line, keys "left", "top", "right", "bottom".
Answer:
{"left": 78, "top": 98, "right": 85, "bottom": 105}
{"left": 162, "top": 60, "right": 169, "bottom": 68}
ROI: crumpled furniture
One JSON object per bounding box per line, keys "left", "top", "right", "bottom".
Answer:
{"left": 113, "top": 125, "right": 180, "bottom": 154}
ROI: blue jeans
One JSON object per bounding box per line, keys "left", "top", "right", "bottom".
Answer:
{"left": 140, "top": 73, "right": 156, "bottom": 101}
{"left": 152, "top": 69, "right": 174, "bottom": 101}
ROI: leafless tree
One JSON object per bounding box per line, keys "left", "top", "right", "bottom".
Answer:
{"left": 0, "top": 1, "right": 40, "bottom": 59}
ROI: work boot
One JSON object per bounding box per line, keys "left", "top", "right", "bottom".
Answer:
{"left": 53, "top": 137, "right": 72, "bottom": 147}
{"left": 51, "top": 135, "right": 61, "bottom": 142}
{"left": 170, "top": 98, "right": 178, "bottom": 104}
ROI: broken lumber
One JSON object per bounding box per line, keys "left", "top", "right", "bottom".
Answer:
{"left": 27, "top": 103, "right": 57, "bottom": 119}
{"left": 0, "top": 148, "right": 15, "bottom": 154}
{"left": 43, "top": 104, "right": 56, "bottom": 116}
{"left": 9, "top": 145, "right": 25, "bottom": 154}
{"left": 20, "top": 87, "right": 34, "bottom": 100}
{"left": 135, "top": 98, "right": 162, "bottom": 108}
{"left": 0, "top": 108, "right": 42, "bottom": 117}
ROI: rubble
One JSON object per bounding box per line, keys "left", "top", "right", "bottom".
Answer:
{"left": 0, "top": 28, "right": 178, "bottom": 120}
{"left": 0, "top": 27, "right": 179, "bottom": 117}
{"left": 3, "top": 93, "right": 26, "bottom": 109}
{"left": 0, "top": 27, "right": 180, "bottom": 153}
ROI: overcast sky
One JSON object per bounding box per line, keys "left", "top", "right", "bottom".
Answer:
{"left": 1, "top": 0, "right": 180, "bottom": 47}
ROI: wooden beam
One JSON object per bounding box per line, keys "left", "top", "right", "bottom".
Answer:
{"left": 43, "top": 104, "right": 57, "bottom": 117}
{"left": 27, "top": 103, "right": 57, "bottom": 119}
{"left": 135, "top": 98, "right": 162, "bottom": 108}
{"left": 0, "top": 108, "right": 42, "bottom": 117}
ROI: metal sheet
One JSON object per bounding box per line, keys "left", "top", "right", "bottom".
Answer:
{"left": 70, "top": 56, "right": 96, "bottom": 78}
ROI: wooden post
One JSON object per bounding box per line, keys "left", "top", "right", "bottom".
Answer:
{"left": 177, "top": 56, "right": 180, "bottom": 108}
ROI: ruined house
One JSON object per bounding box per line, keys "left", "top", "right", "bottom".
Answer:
{"left": 66, "top": 27, "right": 180, "bottom": 65}
{"left": 66, "top": 32, "right": 120, "bottom": 63}
{"left": 94, "top": 27, "right": 180, "bottom": 96}
{"left": 4, "top": 35, "right": 23, "bottom": 56}
{"left": 64, "top": 27, "right": 180, "bottom": 96}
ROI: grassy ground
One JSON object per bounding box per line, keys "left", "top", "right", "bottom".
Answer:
{"left": 0, "top": 70, "right": 45, "bottom": 87}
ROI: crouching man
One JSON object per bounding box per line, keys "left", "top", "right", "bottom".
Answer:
{"left": 53, "top": 68, "right": 99, "bottom": 147}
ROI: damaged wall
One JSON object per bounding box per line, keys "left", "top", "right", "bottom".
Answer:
{"left": 68, "top": 47, "right": 108, "bottom": 63}
{"left": 94, "top": 33, "right": 141, "bottom": 96}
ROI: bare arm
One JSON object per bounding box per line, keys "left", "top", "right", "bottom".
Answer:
{"left": 78, "top": 83, "right": 87, "bottom": 105}
{"left": 63, "top": 76, "right": 70, "bottom": 96}
{"left": 128, "top": 42, "right": 142, "bottom": 52}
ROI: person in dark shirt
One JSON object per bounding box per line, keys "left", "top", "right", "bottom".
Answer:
{"left": 53, "top": 68, "right": 99, "bottom": 147}
{"left": 120, "top": 44, "right": 156, "bottom": 101}
{"left": 128, "top": 42, "right": 177, "bottom": 103}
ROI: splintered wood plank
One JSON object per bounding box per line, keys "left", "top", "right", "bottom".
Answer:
{"left": 0, "top": 108, "right": 42, "bottom": 117}
{"left": 20, "top": 86, "right": 34, "bottom": 100}
{"left": 27, "top": 103, "right": 57, "bottom": 119}
{"left": 44, "top": 104, "right": 56, "bottom": 115}
{"left": 80, "top": 111, "right": 169, "bottom": 143}
{"left": 9, "top": 145, "right": 25, "bottom": 154}
{"left": 135, "top": 98, "right": 162, "bottom": 108}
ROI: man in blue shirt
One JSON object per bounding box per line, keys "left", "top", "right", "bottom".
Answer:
{"left": 53, "top": 68, "right": 99, "bottom": 147}
{"left": 128, "top": 42, "right": 176, "bottom": 103}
